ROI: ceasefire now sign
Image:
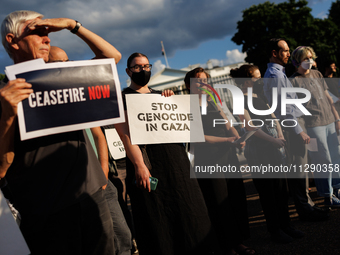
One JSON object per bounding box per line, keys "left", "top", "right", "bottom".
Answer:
{"left": 6, "top": 58, "right": 125, "bottom": 140}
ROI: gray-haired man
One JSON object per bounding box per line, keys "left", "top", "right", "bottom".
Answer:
{"left": 0, "top": 10, "right": 121, "bottom": 254}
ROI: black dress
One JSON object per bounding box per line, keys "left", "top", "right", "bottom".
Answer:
{"left": 122, "top": 87, "right": 216, "bottom": 255}
{"left": 193, "top": 100, "right": 250, "bottom": 250}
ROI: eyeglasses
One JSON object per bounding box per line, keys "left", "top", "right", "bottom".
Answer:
{"left": 129, "top": 64, "right": 152, "bottom": 72}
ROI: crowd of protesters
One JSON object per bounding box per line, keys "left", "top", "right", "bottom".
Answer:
{"left": 1, "top": 10, "right": 340, "bottom": 255}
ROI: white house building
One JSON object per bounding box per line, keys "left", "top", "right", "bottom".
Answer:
{"left": 146, "top": 60, "right": 248, "bottom": 111}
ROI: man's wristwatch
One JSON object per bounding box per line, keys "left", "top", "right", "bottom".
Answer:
{"left": 71, "top": 20, "right": 82, "bottom": 34}
{"left": 336, "top": 119, "right": 340, "bottom": 122}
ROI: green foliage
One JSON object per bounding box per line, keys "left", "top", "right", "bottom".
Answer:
{"left": 0, "top": 73, "right": 5, "bottom": 80}
{"left": 328, "top": 0, "right": 340, "bottom": 75}
{"left": 232, "top": 0, "right": 340, "bottom": 76}
{"left": 329, "top": 0, "right": 340, "bottom": 26}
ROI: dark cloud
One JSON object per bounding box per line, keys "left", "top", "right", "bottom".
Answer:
{"left": 0, "top": 0, "right": 286, "bottom": 74}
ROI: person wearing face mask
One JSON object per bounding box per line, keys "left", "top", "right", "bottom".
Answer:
{"left": 290, "top": 46, "right": 340, "bottom": 208}
{"left": 115, "top": 53, "right": 218, "bottom": 255}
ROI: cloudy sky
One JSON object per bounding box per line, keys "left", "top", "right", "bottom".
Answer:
{"left": 0, "top": 0, "right": 333, "bottom": 87}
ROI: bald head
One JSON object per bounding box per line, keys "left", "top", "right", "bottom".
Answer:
{"left": 49, "top": 46, "right": 69, "bottom": 62}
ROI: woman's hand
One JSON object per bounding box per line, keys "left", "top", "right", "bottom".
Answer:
{"left": 225, "top": 136, "right": 246, "bottom": 149}
{"left": 237, "top": 141, "right": 246, "bottom": 149}
{"left": 135, "top": 164, "right": 152, "bottom": 192}
{"left": 161, "top": 89, "right": 174, "bottom": 97}
{"left": 272, "top": 137, "right": 286, "bottom": 148}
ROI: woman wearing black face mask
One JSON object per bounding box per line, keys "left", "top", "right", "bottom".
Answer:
{"left": 115, "top": 53, "right": 217, "bottom": 255}
{"left": 128, "top": 62, "right": 152, "bottom": 87}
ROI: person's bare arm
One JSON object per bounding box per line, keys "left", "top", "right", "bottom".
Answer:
{"left": 0, "top": 79, "right": 33, "bottom": 179}
{"left": 28, "top": 18, "right": 122, "bottom": 63}
{"left": 204, "top": 135, "right": 238, "bottom": 143}
{"left": 91, "top": 127, "right": 109, "bottom": 189}
{"left": 115, "top": 111, "right": 151, "bottom": 192}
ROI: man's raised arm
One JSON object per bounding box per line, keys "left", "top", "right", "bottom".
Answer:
{"left": 28, "top": 18, "right": 122, "bottom": 63}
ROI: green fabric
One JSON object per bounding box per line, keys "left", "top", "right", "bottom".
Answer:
{"left": 85, "top": 129, "right": 98, "bottom": 157}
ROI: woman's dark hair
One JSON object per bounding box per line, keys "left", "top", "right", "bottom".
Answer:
{"left": 230, "top": 64, "right": 259, "bottom": 86}
{"left": 127, "top": 52, "right": 149, "bottom": 68}
{"left": 324, "top": 59, "right": 336, "bottom": 68}
{"left": 184, "top": 67, "right": 210, "bottom": 90}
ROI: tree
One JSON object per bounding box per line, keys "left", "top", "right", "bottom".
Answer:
{"left": 329, "top": 0, "right": 340, "bottom": 26}
{"left": 328, "top": 0, "right": 340, "bottom": 74}
{"left": 232, "top": 0, "right": 339, "bottom": 76}
{"left": 0, "top": 73, "right": 5, "bottom": 81}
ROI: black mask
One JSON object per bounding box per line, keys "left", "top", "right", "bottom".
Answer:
{"left": 131, "top": 70, "right": 151, "bottom": 87}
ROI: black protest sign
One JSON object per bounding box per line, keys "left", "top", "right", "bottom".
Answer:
{"left": 6, "top": 59, "right": 124, "bottom": 140}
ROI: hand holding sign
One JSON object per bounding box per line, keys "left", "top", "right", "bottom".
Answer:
{"left": 0, "top": 78, "right": 33, "bottom": 119}
{"left": 5, "top": 59, "right": 125, "bottom": 140}
{"left": 231, "top": 136, "right": 246, "bottom": 149}
{"left": 232, "top": 128, "right": 260, "bottom": 145}
{"left": 125, "top": 94, "right": 204, "bottom": 145}
{"left": 161, "top": 89, "right": 175, "bottom": 97}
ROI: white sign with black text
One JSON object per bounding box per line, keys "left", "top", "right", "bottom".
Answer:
{"left": 126, "top": 94, "right": 205, "bottom": 145}
{"left": 104, "top": 128, "right": 126, "bottom": 159}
